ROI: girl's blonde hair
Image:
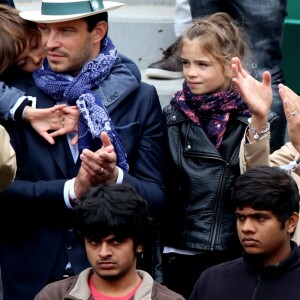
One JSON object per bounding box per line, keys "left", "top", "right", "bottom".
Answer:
{"left": 0, "top": 4, "right": 40, "bottom": 75}
{"left": 180, "top": 12, "right": 250, "bottom": 75}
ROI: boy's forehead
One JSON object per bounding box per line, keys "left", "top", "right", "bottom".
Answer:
{"left": 235, "top": 207, "right": 273, "bottom": 215}
{"left": 86, "top": 233, "right": 132, "bottom": 241}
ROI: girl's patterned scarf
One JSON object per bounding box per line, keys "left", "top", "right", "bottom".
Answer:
{"left": 171, "top": 81, "right": 251, "bottom": 149}
{"left": 33, "top": 36, "right": 129, "bottom": 172}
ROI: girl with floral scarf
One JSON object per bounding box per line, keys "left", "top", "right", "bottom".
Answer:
{"left": 161, "top": 12, "right": 256, "bottom": 299}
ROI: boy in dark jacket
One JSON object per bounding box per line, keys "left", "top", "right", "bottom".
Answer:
{"left": 190, "top": 166, "right": 300, "bottom": 300}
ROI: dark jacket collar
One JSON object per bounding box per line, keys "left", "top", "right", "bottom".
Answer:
{"left": 243, "top": 241, "right": 300, "bottom": 277}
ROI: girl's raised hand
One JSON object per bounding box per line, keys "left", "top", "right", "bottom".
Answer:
{"left": 232, "top": 57, "right": 272, "bottom": 124}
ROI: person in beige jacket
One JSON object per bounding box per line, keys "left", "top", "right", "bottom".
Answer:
{"left": 231, "top": 56, "right": 300, "bottom": 182}
{"left": 0, "top": 124, "right": 16, "bottom": 192}
{"left": 232, "top": 56, "right": 300, "bottom": 242}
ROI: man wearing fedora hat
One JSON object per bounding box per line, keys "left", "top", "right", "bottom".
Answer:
{"left": 0, "top": 1, "right": 165, "bottom": 299}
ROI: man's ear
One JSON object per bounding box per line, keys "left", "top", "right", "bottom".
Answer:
{"left": 287, "top": 212, "right": 299, "bottom": 234}
{"left": 93, "top": 21, "right": 108, "bottom": 43}
{"left": 136, "top": 245, "right": 143, "bottom": 254}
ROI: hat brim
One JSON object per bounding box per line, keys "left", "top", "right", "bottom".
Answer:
{"left": 19, "top": 1, "right": 124, "bottom": 23}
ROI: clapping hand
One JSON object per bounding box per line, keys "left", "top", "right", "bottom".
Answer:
{"left": 278, "top": 84, "right": 300, "bottom": 152}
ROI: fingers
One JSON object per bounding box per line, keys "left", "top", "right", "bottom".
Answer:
{"left": 54, "top": 104, "right": 67, "bottom": 110}
{"left": 282, "top": 98, "right": 294, "bottom": 120}
{"left": 79, "top": 135, "right": 118, "bottom": 184}
{"left": 231, "top": 57, "right": 241, "bottom": 69}
{"left": 80, "top": 154, "right": 115, "bottom": 179}
{"left": 232, "top": 57, "right": 246, "bottom": 78}
{"left": 280, "top": 85, "right": 300, "bottom": 120}
{"left": 279, "top": 84, "right": 299, "bottom": 104}
{"left": 262, "top": 71, "right": 271, "bottom": 87}
{"left": 71, "top": 134, "right": 78, "bottom": 145}
{"left": 61, "top": 106, "right": 80, "bottom": 116}
{"left": 100, "top": 131, "right": 112, "bottom": 148}
{"left": 50, "top": 127, "right": 68, "bottom": 138}
{"left": 39, "top": 131, "right": 55, "bottom": 144}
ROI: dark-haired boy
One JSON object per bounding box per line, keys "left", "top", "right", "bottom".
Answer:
{"left": 190, "top": 166, "right": 300, "bottom": 300}
{"left": 35, "top": 184, "right": 184, "bottom": 300}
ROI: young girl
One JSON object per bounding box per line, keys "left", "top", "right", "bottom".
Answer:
{"left": 161, "top": 12, "right": 278, "bottom": 298}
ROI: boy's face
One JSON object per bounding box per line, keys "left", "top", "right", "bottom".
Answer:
{"left": 16, "top": 32, "right": 44, "bottom": 73}
{"left": 85, "top": 234, "right": 143, "bottom": 283}
{"left": 235, "top": 207, "right": 296, "bottom": 267}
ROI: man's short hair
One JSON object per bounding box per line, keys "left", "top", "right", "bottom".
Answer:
{"left": 74, "top": 184, "right": 152, "bottom": 248}
{"left": 84, "top": 11, "right": 108, "bottom": 32}
{"left": 231, "top": 166, "right": 300, "bottom": 227}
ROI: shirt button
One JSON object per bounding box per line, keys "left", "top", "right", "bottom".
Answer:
{"left": 171, "top": 115, "right": 176, "bottom": 122}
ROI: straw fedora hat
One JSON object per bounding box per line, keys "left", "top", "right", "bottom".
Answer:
{"left": 19, "top": 0, "right": 124, "bottom": 23}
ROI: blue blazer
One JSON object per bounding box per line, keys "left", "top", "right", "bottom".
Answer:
{"left": 0, "top": 72, "right": 165, "bottom": 300}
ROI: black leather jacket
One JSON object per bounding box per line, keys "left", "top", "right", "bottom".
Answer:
{"left": 162, "top": 104, "right": 278, "bottom": 252}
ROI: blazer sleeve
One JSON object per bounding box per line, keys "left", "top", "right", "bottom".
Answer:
{"left": 122, "top": 84, "right": 165, "bottom": 216}
{"left": 0, "top": 81, "right": 25, "bottom": 120}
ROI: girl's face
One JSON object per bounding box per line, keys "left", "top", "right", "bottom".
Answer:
{"left": 181, "top": 38, "right": 231, "bottom": 95}
{"left": 15, "top": 32, "right": 44, "bottom": 73}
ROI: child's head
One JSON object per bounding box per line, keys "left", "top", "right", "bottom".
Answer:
{"left": 0, "top": 4, "right": 43, "bottom": 75}
{"left": 74, "top": 184, "right": 152, "bottom": 250}
{"left": 179, "top": 12, "right": 249, "bottom": 94}
{"left": 232, "top": 166, "right": 300, "bottom": 238}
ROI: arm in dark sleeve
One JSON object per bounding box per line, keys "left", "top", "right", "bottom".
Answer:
{"left": 0, "top": 81, "right": 25, "bottom": 120}
{"left": 123, "top": 84, "right": 166, "bottom": 216}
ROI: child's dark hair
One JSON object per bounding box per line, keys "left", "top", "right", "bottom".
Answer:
{"left": 73, "top": 184, "right": 152, "bottom": 248}
{"left": 231, "top": 166, "right": 299, "bottom": 231}
{"left": 0, "top": 4, "right": 39, "bottom": 75}
{"left": 180, "top": 12, "right": 250, "bottom": 77}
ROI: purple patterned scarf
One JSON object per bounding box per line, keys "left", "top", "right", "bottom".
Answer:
{"left": 33, "top": 37, "right": 129, "bottom": 172}
{"left": 171, "top": 81, "right": 251, "bottom": 149}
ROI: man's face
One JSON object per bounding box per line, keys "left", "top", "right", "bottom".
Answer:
{"left": 38, "top": 19, "right": 98, "bottom": 75}
{"left": 235, "top": 207, "right": 293, "bottom": 266}
{"left": 85, "top": 234, "right": 142, "bottom": 282}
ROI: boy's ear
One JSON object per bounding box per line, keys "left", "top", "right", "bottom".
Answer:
{"left": 287, "top": 212, "right": 299, "bottom": 234}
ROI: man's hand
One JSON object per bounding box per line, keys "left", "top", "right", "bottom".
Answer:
{"left": 80, "top": 132, "right": 118, "bottom": 185}
{"left": 73, "top": 166, "right": 94, "bottom": 200}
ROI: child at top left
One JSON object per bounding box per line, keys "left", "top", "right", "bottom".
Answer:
{"left": 0, "top": 4, "right": 79, "bottom": 144}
